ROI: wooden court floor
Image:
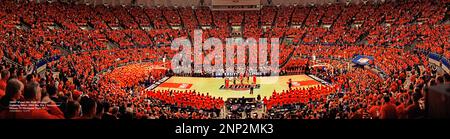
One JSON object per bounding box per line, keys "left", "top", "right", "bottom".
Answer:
{"left": 153, "top": 75, "right": 322, "bottom": 100}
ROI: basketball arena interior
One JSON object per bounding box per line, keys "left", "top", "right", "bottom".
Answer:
{"left": 0, "top": 0, "right": 449, "bottom": 120}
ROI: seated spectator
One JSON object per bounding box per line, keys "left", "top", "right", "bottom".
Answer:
{"left": 0, "top": 70, "right": 10, "bottom": 90}
{"left": 15, "top": 81, "right": 64, "bottom": 119}
{"left": 65, "top": 100, "right": 81, "bottom": 119}
{"left": 95, "top": 101, "right": 104, "bottom": 119}
{"left": 0, "top": 79, "right": 24, "bottom": 119}
{"left": 78, "top": 96, "right": 97, "bottom": 119}
{"left": 405, "top": 92, "right": 424, "bottom": 119}
{"left": 0, "top": 89, "right": 4, "bottom": 99}
{"left": 380, "top": 96, "right": 398, "bottom": 119}
{"left": 102, "top": 106, "right": 119, "bottom": 120}
{"left": 48, "top": 85, "right": 67, "bottom": 111}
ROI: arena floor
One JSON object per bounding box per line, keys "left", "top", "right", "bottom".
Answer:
{"left": 153, "top": 75, "right": 323, "bottom": 99}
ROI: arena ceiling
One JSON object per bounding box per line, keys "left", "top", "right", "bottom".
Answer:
{"left": 50, "top": 0, "right": 393, "bottom": 7}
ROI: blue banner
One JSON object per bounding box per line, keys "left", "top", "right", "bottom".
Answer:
{"left": 34, "top": 56, "right": 61, "bottom": 72}
{"left": 352, "top": 55, "right": 374, "bottom": 66}
{"left": 428, "top": 53, "right": 441, "bottom": 61}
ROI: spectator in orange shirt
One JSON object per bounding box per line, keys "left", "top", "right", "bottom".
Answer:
{"left": 0, "top": 70, "right": 10, "bottom": 90}
{"left": 0, "top": 79, "right": 24, "bottom": 119}
{"left": 396, "top": 96, "right": 407, "bottom": 119}
{"left": 379, "top": 96, "right": 398, "bottom": 119}
{"left": 0, "top": 89, "right": 4, "bottom": 99}
{"left": 368, "top": 102, "right": 381, "bottom": 119}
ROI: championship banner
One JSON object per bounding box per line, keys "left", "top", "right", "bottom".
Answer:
{"left": 352, "top": 55, "right": 374, "bottom": 66}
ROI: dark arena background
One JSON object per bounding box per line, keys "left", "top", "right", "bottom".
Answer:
{"left": 0, "top": 0, "right": 450, "bottom": 136}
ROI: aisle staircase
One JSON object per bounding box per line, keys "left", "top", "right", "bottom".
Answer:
{"left": 279, "top": 45, "right": 298, "bottom": 69}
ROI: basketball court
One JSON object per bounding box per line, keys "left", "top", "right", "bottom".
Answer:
{"left": 153, "top": 75, "right": 323, "bottom": 99}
